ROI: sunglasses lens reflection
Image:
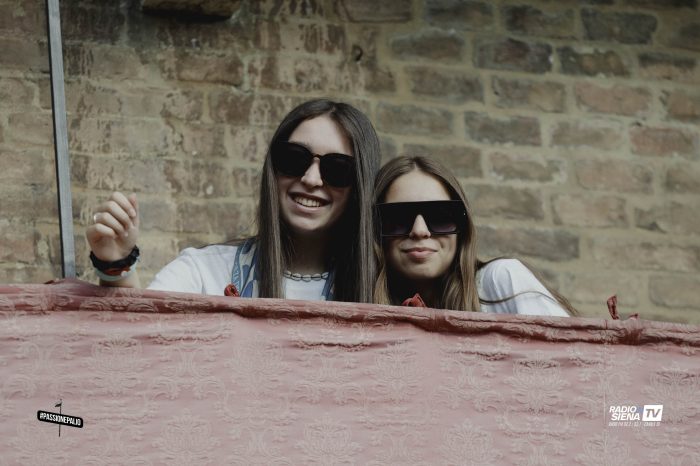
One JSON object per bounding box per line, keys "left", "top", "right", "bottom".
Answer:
{"left": 379, "top": 201, "right": 466, "bottom": 237}
{"left": 272, "top": 142, "right": 354, "bottom": 188}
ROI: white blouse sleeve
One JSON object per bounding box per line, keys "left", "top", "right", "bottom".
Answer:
{"left": 147, "top": 248, "right": 204, "bottom": 294}
{"left": 478, "top": 259, "right": 569, "bottom": 317}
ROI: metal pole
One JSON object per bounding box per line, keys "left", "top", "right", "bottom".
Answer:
{"left": 45, "top": 0, "right": 76, "bottom": 278}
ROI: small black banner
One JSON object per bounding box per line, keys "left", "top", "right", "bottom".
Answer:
{"left": 37, "top": 410, "right": 84, "bottom": 428}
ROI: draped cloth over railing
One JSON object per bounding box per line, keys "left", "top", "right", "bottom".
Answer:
{"left": 1, "top": 280, "right": 699, "bottom": 464}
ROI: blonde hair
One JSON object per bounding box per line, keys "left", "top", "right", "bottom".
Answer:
{"left": 373, "top": 156, "right": 577, "bottom": 315}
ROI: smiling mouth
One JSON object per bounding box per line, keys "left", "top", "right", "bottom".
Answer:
{"left": 291, "top": 194, "right": 328, "bottom": 208}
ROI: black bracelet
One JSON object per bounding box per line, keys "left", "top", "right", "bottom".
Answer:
{"left": 90, "top": 246, "right": 140, "bottom": 272}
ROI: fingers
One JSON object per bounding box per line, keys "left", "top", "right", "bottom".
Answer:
{"left": 91, "top": 192, "right": 139, "bottom": 237}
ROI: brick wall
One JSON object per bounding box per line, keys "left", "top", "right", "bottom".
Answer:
{"left": 1, "top": 0, "right": 698, "bottom": 322}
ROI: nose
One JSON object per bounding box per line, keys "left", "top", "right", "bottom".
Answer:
{"left": 408, "top": 215, "right": 431, "bottom": 239}
{"left": 300, "top": 157, "right": 323, "bottom": 188}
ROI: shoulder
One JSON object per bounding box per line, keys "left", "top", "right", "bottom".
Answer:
{"left": 479, "top": 258, "right": 531, "bottom": 286}
{"left": 478, "top": 258, "right": 548, "bottom": 299}
{"left": 179, "top": 244, "right": 239, "bottom": 260}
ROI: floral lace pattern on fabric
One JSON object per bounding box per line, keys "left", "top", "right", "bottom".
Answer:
{"left": 0, "top": 279, "right": 698, "bottom": 464}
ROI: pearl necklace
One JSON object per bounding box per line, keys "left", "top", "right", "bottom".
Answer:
{"left": 283, "top": 270, "right": 329, "bottom": 282}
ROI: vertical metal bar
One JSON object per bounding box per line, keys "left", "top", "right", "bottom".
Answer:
{"left": 45, "top": 0, "right": 75, "bottom": 278}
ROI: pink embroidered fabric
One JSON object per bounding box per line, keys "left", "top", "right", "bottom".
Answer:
{"left": 1, "top": 279, "right": 699, "bottom": 464}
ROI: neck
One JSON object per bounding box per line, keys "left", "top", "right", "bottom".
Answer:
{"left": 412, "top": 279, "right": 440, "bottom": 308}
{"left": 288, "top": 231, "right": 330, "bottom": 275}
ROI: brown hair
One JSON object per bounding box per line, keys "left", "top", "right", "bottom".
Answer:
{"left": 373, "top": 156, "right": 577, "bottom": 315}
{"left": 256, "top": 99, "right": 381, "bottom": 303}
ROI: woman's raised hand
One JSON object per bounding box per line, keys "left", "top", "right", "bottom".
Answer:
{"left": 87, "top": 192, "right": 140, "bottom": 262}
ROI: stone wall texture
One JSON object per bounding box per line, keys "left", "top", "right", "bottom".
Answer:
{"left": 1, "top": 0, "right": 699, "bottom": 322}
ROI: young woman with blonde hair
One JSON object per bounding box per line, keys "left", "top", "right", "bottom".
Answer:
{"left": 374, "top": 156, "right": 576, "bottom": 316}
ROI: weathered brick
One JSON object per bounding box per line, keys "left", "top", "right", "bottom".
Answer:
{"left": 376, "top": 103, "right": 453, "bottom": 136}
{"left": 424, "top": 0, "right": 494, "bottom": 30}
{"left": 561, "top": 271, "right": 643, "bottom": 308}
{"left": 250, "top": 55, "right": 334, "bottom": 93}
{"left": 575, "top": 159, "right": 653, "bottom": 193}
{"left": 247, "top": 94, "right": 303, "bottom": 127}
{"left": 140, "top": 0, "right": 241, "bottom": 18}
{"left": 477, "top": 225, "right": 579, "bottom": 262}
{"left": 177, "top": 201, "right": 255, "bottom": 236}
{"left": 406, "top": 66, "right": 483, "bottom": 103}
{"left": 227, "top": 126, "right": 275, "bottom": 164}
{"left": 390, "top": 29, "right": 464, "bottom": 61}
{"left": 231, "top": 167, "right": 261, "bottom": 198}
{"left": 164, "top": 159, "right": 232, "bottom": 198}
{"left": 552, "top": 194, "right": 627, "bottom": 228}
{"left": 60, "top": 2, "right": 125, "bottom": 44}
{"left": 551, "top": 121, "right": 623, "bottom": 151}
{"left": 590, "top": 238, "right": 700, "bottom": 272}
{"left": 0, "top": 1, "right": 45, "bottom": 36}
{"left": 359, "top": 58, "right": 396, "bottom": 94}
{"left": 465, "top": 184, "right": 544, "bottom": 220}
{"left": 209, "top": 90, "right": 255, "bottom": 124}
{"left": 574, "top": 83, "right": 651, "bottom": 116}
{"left": 164, "top": 49, "right": 244, "bottom": 86}
{"left": 666, "top": 163, "right": 700, "bottom": 194}
{"left": 337, "top": 0, "right": 412, "bottom": 22}
{"left": 663, "top": 90, "right": 700, "bottom": 123}
{"left": 68, "top": 117, "right": 180, "bottom": 157}
{"left": 0, "top": 37, "right": 47, "bottom": 73}
{"left": 281, "top": 23, "right": 347, "bottom": 55}
{"left": 558, "top": 47, "right": 629, "bottom": 77}
{"left": 635, "top": 201, "right": 700, "bottom": 235}
{"left": 177, "top": 122, "right": 227, "bottom": 158}
{"left": 404, "top": 143, "right": 482, "bottom": 178}
{"left": 3, "top": 185, "right": 58, "bottom": 221}
{"left": 0, "top": 78, "right": 36, "bottom": 107}
{"left": 69, "top": 153, "right": 168, "bottom": 194}
{"left": 502, "top": 5, "right": 575, "bottom": 39}
{"left": 138, "top": 198, "right": 179, "bottom": 232}
{"left": 252, "top": 0, "right": 325, "bottom": 18}
{"left": 7, "top": 112, "right": 53, "bottom": 147}
{"left": 650, "top": 275, "right": 700, "bottom": 310}
{"left": 581, "top": 9, "right": 657, "bottom": 44}
{"left": 562, "top": 272, "right": 641, "bottom": 307}
{"left": 64, "top": 44, "right": 147, "bottom": 80}
{"left": 0, "top": 222, "right": 37, "bottom": 263}
{"left": 669, "top": 22, "right": 700, "bottom": 52}
{"left": 65, "top": 82, "right": 203, "bottom": 121}
{"left": 630, "top": 125, "right": 698, "bottom": 158}
{"left": 0, "top": 266, "right": 57, "bottom": 285}
{"left": 464, "top": 112, "right": 540, "bottom": 146}
{"left": 475, "top": 38, "right": 552, "bottom": 73}
{"left": 0, "top": 149, "right": 54, "bottom": 185}
{"left": 623, "top": 0, "right": 697, "bottom": 8}
{"left": 492, "top": 77, "right": 565, "bottom": 113}
{"left": 489, "top": 152, "right": 564, "bottom": 182}
{"left": 638, "top": 52, "right": 696, "bottom": 82}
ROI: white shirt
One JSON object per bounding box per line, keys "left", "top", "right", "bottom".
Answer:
{"left": 148, "top": 245, "right": 327, "bottom": 300}
{"left": 476, "top": 259, "right": 569, "bottom": 317}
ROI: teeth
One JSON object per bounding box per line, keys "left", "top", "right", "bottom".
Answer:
{"left": 293, "top": 195, "right": 323, "bottom": 208}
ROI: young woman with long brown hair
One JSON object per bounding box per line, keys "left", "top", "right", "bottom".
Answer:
{"left": 374, "top": 156, "right": 576, "bottom": 316}
{"left": 86, "top": 99, "right": 380, "bottom": 302}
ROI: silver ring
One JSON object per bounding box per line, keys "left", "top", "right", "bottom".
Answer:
{"left": 93, "top": 213, "right": 99, "bottom": 223}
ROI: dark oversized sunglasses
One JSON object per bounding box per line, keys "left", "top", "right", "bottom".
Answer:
{"left": 270, "top": 141, "right": 355, "bottom": 188}
{"left": 377, "top": 200, "right": 468, "bottom": 237}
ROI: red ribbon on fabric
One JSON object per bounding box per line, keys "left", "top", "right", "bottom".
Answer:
{"left": 224, "top": 283, "right": 240, "bottom": 297}
{"left": 607, "top": 295, "right": 638, "bottom": 320}
{"left": 402, "top": 293, "right": 426, "bottom": 307}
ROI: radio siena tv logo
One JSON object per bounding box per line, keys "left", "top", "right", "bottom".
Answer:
{"left": 37, "top": 400, "right": 84, "bottom": 436}
{"left": 608, "top": 404, "right": 663, "bottom": 427}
